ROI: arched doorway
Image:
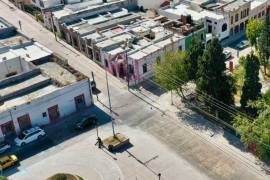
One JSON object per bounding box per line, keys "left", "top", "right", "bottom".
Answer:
{"left": 119, "top": 63, "right": 124, "bottom": 78}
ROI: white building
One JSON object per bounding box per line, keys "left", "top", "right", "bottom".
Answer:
{"left": 0, "top": 18, "right": 93, "bottom": 140}
{"left": 97, "top": 20, "right": 185, "bottom": 84}
{"left": 32, "top": 0, "right": 62, "bottom": 9}
{"left": 0, "top": 55, "right": 93, "bottom": 140}
{"left": 137, "top": 0, "right": 165, "bottom": 9}
{"left": 250, "top": 0, "right": 268, "bottom": 19}
{"left": 159, "top": 3, "right": 230, "bottom": 40}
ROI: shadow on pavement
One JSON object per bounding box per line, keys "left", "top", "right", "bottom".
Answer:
{"left": 134, "top": 79, "right": 167, "bottom": 97}
{"left": 2, "top": 105, "right": 111, "bottom": 177}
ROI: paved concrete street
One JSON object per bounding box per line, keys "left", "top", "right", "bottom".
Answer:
{"left": 7, "top": 121, "right": 212, "bottom": 180}
{"left": 0, "top": 1, "right": 269, "bottom": 180}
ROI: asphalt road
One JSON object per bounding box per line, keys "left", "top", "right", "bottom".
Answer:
{"left": 0, "top": 1, "right": 269, "bottom": 180}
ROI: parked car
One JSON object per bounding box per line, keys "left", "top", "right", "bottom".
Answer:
{"left": 223, "top": 50, "right": 232, "bottom": 60}
{"left": 236, "top": 40, "right": 248, "bottom": 49}
{"left": 75, "top": 116, "right": 97, "bottom": 130}
{"left": 0, "top": 141, "right": 11, "bottom": 154}
{"left": 14, "top": 127, "right": 46, "bottom": 147}
{"left": 0, "top": 155, "right": 18, "bottom": 170}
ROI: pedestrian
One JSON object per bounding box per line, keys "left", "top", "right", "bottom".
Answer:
{"left": 18, "top": 20, "right": 22, "bottom": 30}
{"left": 97, "top": 137, "right": 103, "bottom": 149}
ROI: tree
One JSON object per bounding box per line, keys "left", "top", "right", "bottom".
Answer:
{"left": 257, "top": 20, "right": 270, "bottom": 75}
{"left": 196, "top": 38, "right": 235, "bottom": 105}
{"left": 240, "top": 53, "right": 262, "bottom": 115}
{"left": 154, "top": 50, "right": 188, "bottom": 98}
{"left": 246, "top": 18, "right": 265, "bottom": 47}
{"left": 184, "top": 37, "right": 204, "bottom": 81}
{"left": 0, "top": 176, "right": 7, "bottom": 180}
{"left": 234, "top": 92, "right": 270, "bottom": 161}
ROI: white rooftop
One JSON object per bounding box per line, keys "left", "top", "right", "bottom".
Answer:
{"left": 0, "top": 85, "right": 59, "bottom": 113}
{"left": 0, "top": 42, "right": 52, "bottom": 62}
{"left": 250, "top": 0, "right": 267, "bottom": 10}
{"left": 163, "top": 3, "right": 225, "bottom": 21}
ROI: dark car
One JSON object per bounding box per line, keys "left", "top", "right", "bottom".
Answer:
{"left": 91, "top": 81, "right": 96, "bottom": 90}
{"left": 0, "top": 141, "right": 11, "bottom": 154}
{"left": 75, "top": 116, "right": 97, "bottom": 130}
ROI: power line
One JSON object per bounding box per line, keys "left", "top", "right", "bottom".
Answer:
{"left": 151, "top": 70, "right": 270, "bottom": 150}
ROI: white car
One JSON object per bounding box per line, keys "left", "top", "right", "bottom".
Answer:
{"left": 0, "top": 141, "right": 11, "bottom": 153}
{"left": 236, "top": 40, "right": 249, "bottom": 49}
{"left": 14, "top": 127, "right": 46, "bottom": 147}
{"left": 223, "top": 50, "right": 232, "bottom": 60}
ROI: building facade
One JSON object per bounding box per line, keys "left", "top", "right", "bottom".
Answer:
{"left": 0, "top": 18, "right": 93, "bottom": 140}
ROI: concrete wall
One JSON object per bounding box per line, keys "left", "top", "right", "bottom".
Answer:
{"left": 0, "top": 57, "right": 34, "bottom": 80}
{"left": 137, "top": 0, "right": 164, "bottom": 9}
{"left": 205, "top": 15, "right": 230, "bottom": 40}
{"left": 32, "top": 0, "right": 62, "bottom": 9}
{"left": 0, "top": 79, "right": 92, "bottom": 138}
{"left": 185, "top": 28, "right": 206, "bottom": 50}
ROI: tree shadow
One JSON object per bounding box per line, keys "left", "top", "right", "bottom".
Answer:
{"left": 177, "top": 103, "right": 270, "bottom": 174}
{"left": 132, "top": 79, "right": 167, "bottom": 97}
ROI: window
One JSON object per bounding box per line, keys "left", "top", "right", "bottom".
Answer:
{"left": 206, "top": 20, "right": 212, "bottom": 23}
{"left": 258, "top": 12, "right": 261, "bottom": 18}
{"left": 222, "top": 23, "right": 227, "bottom": 32}
{"left": 231, "top": 16, "right": 234, "bottom": 24}
{"left": 247, "top": 8, "right": 249, "bottom": 16}
{"left": 240, "top": 22, "right": 244, "bottom": 31}
{"left": 128, "top": 64, "right": 134, "bottom": 74}
{"left": 105, "top": 59, "right": 108, "bottom": 67}
{"left": 39, "top": 0, "right": 44, "bottom": 8}
{"left": 262, "top": 11, "right": 265, "bottom": 16}
{"left": 143, "top": 63, "right": 147, "bottom": 74}
{"left": 42, "top": 112, "right": 47, "bottom": 117}
{"left": 235, "top": 13, "right": 239, "bottom": 22}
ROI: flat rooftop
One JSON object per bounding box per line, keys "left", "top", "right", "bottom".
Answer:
{"left": 74, "top": 13, "right": 141, "bottom": 36}
{"left": 0, "top": 17, "right": 13, "bottom": 30}
{"left": 53, "top": 0, "right": 126, "bottom": 19}
{"left": 162, "top": 3, "right": 225, "bottom": 21}
{"left": 0, "top": 85, "right": 59, "bottom": 113}
{"left": 0, "top": 56, "right": 87, "bottom": 113}
{"left": 0, "top": 33, "right": 30, "bottom": 48}
{"left": 222, "top": 0, "right": 251, "bottom": 12}
{"left": 251, "top": 0, "right": 267, "bottom": 10}
{"left": 0, "top": 42, "right": 53, "bottom": 62}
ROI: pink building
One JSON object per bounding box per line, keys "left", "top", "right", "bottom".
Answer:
{"left": 101, "top": 34, "right": 184, "bottom": 85}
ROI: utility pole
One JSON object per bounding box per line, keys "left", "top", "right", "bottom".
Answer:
{"left": 50, "top": 12, "right": 57, "bottom": 41}
{"left": 158, "top": 173, "right": 161, "bottom": 180}
{"left": 105, "top": 69, "right": 116, "bottom": 137}
{"left": 126, "top": 50, "right": 130, "bottom": 89}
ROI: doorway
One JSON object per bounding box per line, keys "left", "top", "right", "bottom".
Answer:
{"left": 17, "top": 114, "right": 32, "bottom": 131}
{"left": 48, "top": 105, "right": 60, "bottom": 123}
{"left": 1, "top": 121, "right": 16, "bottom": 139}
{"left": 119, "top": 63, "right": 124, "bottom": 78}
{"left": 75, "top": 94, "right": 86, "bottom": 111}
